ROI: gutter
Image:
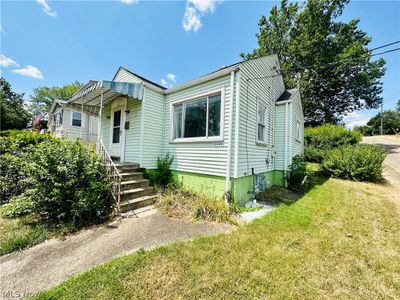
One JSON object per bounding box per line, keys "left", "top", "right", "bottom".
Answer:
{"left": 225, "top": 70, "right": 236, "bottom": 204}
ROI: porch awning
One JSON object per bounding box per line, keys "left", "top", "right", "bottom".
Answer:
{"left": 68, "top": 80, "right": 144, "bottom": 109}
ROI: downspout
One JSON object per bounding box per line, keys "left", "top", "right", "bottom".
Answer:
{"left": 225, "top": 70, "right": 235, "bottom": 204}
{"left": 284, "top": 101, "right": 289, "bottom": 187}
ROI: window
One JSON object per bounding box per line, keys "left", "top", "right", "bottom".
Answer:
{"left": 55, "top": 109, "right": 63, "bottom": 126}
{"left": 257, "top": 100, "right": 266, "bottom": 143}
{"left": 296, "top": 119, "right": 301, "bottom": 140}
{"left": 72, "top": 111, "right": 82, "bottom": 127}
{"left": 112, "top": 110, "right": 121, "bottom": 144}
{"left": 173, "top": 92, "right": 222, "bottom": 140}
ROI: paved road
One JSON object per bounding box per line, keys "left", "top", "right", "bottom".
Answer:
{"left": 0, "top": 207, "right": 231, "bottom": 298}
{"left": 362, "top": 135, "right": 400, "bottom": 189}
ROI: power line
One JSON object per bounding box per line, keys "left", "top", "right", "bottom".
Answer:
{"left": 371, "top": 47, "right": 400, "bottom": 56}
{"left": 369, "top": 41, "right": 400, "bottom": 52}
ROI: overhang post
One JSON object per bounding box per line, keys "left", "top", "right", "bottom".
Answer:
{"left": 97, "top": 88, "right": 104, "bottom": 152}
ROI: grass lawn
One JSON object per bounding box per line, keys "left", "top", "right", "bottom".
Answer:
{"left": 35, "top": 176, "right": 400, "bottom": 299}
{"left": 0, "top": 216, "right": 54, "bottom": 256}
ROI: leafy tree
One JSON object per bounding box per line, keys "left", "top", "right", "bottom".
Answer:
{"left": 242, "top": 0, "right": 386, "bottom": 126}
{"left": 0, "top": 78, "right": 31, "bottom": 130}
{"left": 396, "top": 99, "right": 400, "bottom": 114}
{"left": 29, "top": 81, "right": 82, "bottom": 114}
{"left": 367, "top": 110, "right": 400, "bottom": 135}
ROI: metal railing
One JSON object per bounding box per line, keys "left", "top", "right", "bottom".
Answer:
{"left": 97, "top": 139, "right": 122, "bottom": 210}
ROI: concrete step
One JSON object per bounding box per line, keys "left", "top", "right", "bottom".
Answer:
{"left": 115, "top": 163, "right": 140, "bottom": 172}
{"left": 119, "top": 195, "right": 158, "bottom": 213}
{"left": 120, "top": 179, "right": 150, "bottom": 191}
{"left": 120, "top": 172, "right": 144, "bottom": 181}
{"left": 120, "top": 186, "right": 155, "bottom": 201}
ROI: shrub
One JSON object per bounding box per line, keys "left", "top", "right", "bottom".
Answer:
{"left": 1, "top": 139, "right": 113, "bottom": 228}
{"left": 146, "top": 153, "right": 175, "bottom": 188}
{"left": 304, "top": 124, "right": 362, "bottom": 162}
{"left": 0, "top": 130, "right": 55, "bottom": 154}
{"left": 156, "top": 187, "right": 236, "bottom": 224}
{"left": 287, "top": 155, "right": 308, "bottom": 192}
{"left": 321, "top": 144, "right": 386, "bottom": 182}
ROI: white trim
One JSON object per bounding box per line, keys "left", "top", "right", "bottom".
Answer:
{"left": 169, "top": 88, "right": 225, "bottom": 143}
{"left": 225, "top": 70, "right": 235, "bottom": 201}
{"left": 276, "top": 99, "right": 293, "bottom": 106}
{"left": 70, "top": 110, "right": 83, "bottom": 128}
{"left": 109, "top": 97, "right": 127, "bottom": 160}
{"left": 233, "top": 71, "right": 241, "bottom": 178}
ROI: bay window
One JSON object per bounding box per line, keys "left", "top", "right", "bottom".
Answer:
{"left": 173, "top": 92, "right": 222, "bottom": 140}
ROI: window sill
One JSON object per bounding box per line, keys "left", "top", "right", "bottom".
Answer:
{"left": 170, "top": 136, "right": 223, "bottom": 144}
{"left": 256, "top": 141, "right": 268, "bottom": 147}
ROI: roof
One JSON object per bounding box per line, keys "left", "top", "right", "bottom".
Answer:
{"left": 49, "top": 99, "right": 67, "bottom": 113}
{"left": 113, "top": 67, "right": 166, "bottom": 90}
{"left": 277, "top": 88, "right": 298, "bottom": 102}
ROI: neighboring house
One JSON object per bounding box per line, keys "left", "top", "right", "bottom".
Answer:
{"left": 67, "top": 55, "right": 304, "bottom": 205}
{"left": 48, "top": 99, "right": 98, "bottom": 143}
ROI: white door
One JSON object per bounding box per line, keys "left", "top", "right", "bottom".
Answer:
{"left": 110, "top": 107, "right": 123, "bottom": 158}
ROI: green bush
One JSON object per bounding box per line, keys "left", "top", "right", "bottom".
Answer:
{"left": 0, "top": 130, "right": 54, "bottom": 154}
{"left": 304, "top": 124, "right": 362, "bottom": 162}
{"left": 321, "top": 144, "right": 386, "bottom": 182}
{"left": 146, "top": 153, "right": 175, "bottom": 188}
{"left": 287, "top": 155, "right": 309, "bottom": 192}
{"left": 0, "top": 137, "right": 113, "bottom": 228}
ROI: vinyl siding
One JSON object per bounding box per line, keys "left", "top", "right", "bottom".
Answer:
{"left": 113, "top": 68, "right": 144, "bottom": 84}
{"left": 124, "top": 99, "right": 142, "bottom": 163}
{"left": 274, "top": 104, "right": 286, "bottom": 170}
{"left": 291, "top": 91, "right": 304, "bottom": 158}
{"left": 163, "top": 74, "right": 234, "bottom": 177}
{"left": 141, "top": 87, "right": 164, "bottom": 168}
{"left": 236, "top": 55, "right": 285, "bottom": 177}
{"left": 101, "top": 103, "right": 111, "bottom": 147}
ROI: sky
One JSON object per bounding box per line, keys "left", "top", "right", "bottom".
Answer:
{"left": 1, "top": 0, "right": 399, "bottom": 128}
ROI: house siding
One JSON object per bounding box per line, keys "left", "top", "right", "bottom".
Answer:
{"left": 124, "top": 99, "right": 142, "bottom": 163}
{"left": 274, "top": 104, "right": 286, "bottom": 170}
{"left": 236, "top": 55, "right": 285, "bottom": 178}
{"left": 113, "top": 68, "right": 144, "bottom": 84}
{"left": 291, "top": 91, "right": 304, "bottom": 158}
{"left": 141, "top": 87, "right": 164, "bottom": 168}
{"left": 163, "top": 74, "right": 233, "bottom": 177}
{"left": 101, "top": 103, "right": 111, "bottom": 147}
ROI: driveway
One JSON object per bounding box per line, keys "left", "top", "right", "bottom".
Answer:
{"left": 0, "top": 207, "right": 231, "bottom": 298}
{"left": 362, "top": 135, "right": 400, "bottom": 189}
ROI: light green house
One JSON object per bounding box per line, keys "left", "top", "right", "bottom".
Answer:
{"left": 68, "top": 55, "right": 304, "bottom": 206}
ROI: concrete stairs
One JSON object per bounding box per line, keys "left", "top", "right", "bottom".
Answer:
{"left": 115, "top": 163, "right": 158, "bottom": 213}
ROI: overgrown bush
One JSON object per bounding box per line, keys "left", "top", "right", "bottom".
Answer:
{"left": 156, "top": 187, "right": 236, "bottom": 224}
{"left": 0, "top": 130, "right": 54, "bottom": 154}
{"left": 304, "top": 124, "right": 362, "bottom": 162}
{"left": 321, "top": 144, "right": 386, "bottom": 182}
{"left": 287, "top": 155, "right": 309, "bottom": 192}
{"left": 145, "top": 153, "right": 175, "bottom": 188}
{"left": 0, "top": 132, "right": 113, "bottom": 228}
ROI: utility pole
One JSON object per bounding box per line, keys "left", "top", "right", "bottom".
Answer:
{"left": 380, "top": 101, "right": 383, "bottom": 135}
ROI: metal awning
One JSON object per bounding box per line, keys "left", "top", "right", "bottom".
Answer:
{"left": 68, "top": 80, "right": 144, "bottom": 108}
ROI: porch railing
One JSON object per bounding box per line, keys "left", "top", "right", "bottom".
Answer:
{"left": 97, "top": 139, "right": 122, "bottom": 210}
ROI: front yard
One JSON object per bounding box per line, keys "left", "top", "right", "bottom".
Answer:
{"left": 35, "top": 175, "right": 400, "bottom": 299}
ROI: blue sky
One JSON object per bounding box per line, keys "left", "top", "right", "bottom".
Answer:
{"left": 1, "top": 0, "right": 399, "bottom": 127}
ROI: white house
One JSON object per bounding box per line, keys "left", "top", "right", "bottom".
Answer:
{"left": 48, "top": 99, "right": 98, "bottom": 143}
{"left": 67, "top": 55, "right": 304, "bottom": 207}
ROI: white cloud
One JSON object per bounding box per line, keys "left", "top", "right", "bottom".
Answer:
{"left": 343, "top": 111, "right": 373, "bottom": 129}
{"left": 166, "top": 73, "right": 176, "bottom": 82}
{"left": 183, "top": 0, "right": 222, "bottom": 32}
{"left": 161, "top": 73, "right": 177, "bottom": 88}
{"left": 120, "top": 0, "right": 139, "bottom": 4}
{"left": 0, "top": 54, "right": 19, "bottom": 67}
{"left": 12, "top": 65, "right": 43, "bottom": 79}
{"left": 37, "top": 0, "right": 57, "bottom": 17}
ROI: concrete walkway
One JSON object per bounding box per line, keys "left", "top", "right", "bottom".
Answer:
{"left": 0, "top": 207, "right": 231, "bottom": 297}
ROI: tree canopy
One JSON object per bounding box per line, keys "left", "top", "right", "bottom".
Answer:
{"left": 366, "top": 110, "right": 400, "bottom": 135}
{"left": 0, "top": 78, "right": 31, "bottom": 130}
{"left": 242, "top": 0, "right": 386, "bottom": 126}
{"left": 29, "top": 81, "right": 82, "bottom": 114}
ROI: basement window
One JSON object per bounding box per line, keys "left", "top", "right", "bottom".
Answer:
{"left": 172, "top": 92, "right": 222, "bottom": 141}
{"left": 257, "top": 100, "right": 267, "bottom": 144}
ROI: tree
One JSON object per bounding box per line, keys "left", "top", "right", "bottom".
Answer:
{"left": 396, "top": 99, "right": 400, "bottom": 114}
{"left": 29, "top": 81, "right": 82, "bottom": 114}
{"left": 367, "top": 110, "right": 400, "bottom": 135}
{"left": 242, "top": 0, "right": 386, "bottom": 126}
{"left": 0, "top": 78, "right": 31, "bottom": 130}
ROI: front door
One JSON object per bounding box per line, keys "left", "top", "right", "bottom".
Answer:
{"left": 109, "top": 98, "right": 127, "bottom": 161}
{"left": 111, "top": 109, "right": 121, "bottom": 157}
